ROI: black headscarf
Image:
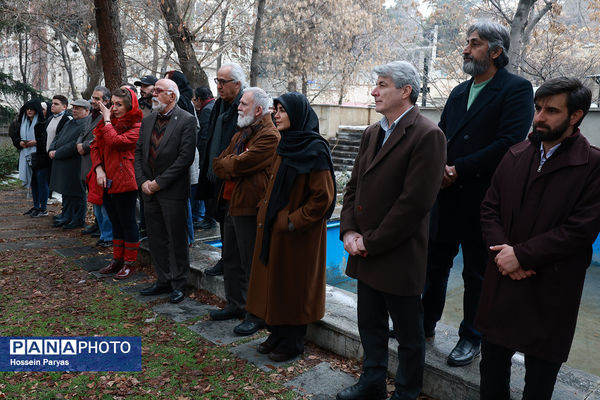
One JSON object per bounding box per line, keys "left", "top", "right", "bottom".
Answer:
{"left": 18, "top": 99, "right": 45, "bottom": 124}
{"left": 259, "top": 92, "right": 336, "bottom": 265}
{"left": 165, "top": 70, "right": 195, "bottom": 116}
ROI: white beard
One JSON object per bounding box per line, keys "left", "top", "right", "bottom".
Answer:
{"left": 152, "top": 97, "right": 167, "bottom": 112}
{"left": 237, "top": 111, "right": 255, "bottom": 128}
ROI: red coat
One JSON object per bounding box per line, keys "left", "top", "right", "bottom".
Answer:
{"left": 90, "top": 87, "right": 142, "bottom": 194}
{"left": 477, "top": 131, "right": 600, "bottom": 363}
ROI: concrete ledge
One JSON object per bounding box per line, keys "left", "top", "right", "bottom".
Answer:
{"left": 139, "top": 241, "right": 600, "bottom": 399}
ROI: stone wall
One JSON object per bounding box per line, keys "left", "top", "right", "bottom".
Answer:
{"left": 313, "top": 104, "right": 600, "bottom": 147}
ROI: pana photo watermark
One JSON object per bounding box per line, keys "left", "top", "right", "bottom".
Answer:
{"left": 0, "top": 336, "right": 141, "bottom": 371}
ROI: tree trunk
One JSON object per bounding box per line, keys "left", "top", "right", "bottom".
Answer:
{"left": 58, "top": 33, "right": 78, "bottom": 99}
{"left": 160, "top": 0, "right": 208, "bottom": 88}
{"left": 217, "top": 5, "right": 229, "bottom": 71}
{"left": 94, "top": 0, "right": 127, "bottom": 92}
{"left": 151, "top": 20, "right": 160, "bottom": 73}
{"left": 80, "top": 45, "right": 104, "bottom": 100}
{"left": 507, "top": 0, "right": 535, "bottom": 73}
{"left": 18, "top": 31, "right": 29, "bottom": 101}
{"left": 249, "top": 0, "right": 266, "bottom": 86}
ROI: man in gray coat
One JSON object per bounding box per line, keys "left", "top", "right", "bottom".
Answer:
{"left": 49, "top": 99, "right": 91, "bottom": 229}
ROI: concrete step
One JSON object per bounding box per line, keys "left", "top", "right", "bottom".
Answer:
{"left": 138, "top": 238, "right": 600, "bottom": 400}
{"left": 332, "top": 157, "right": 356, "bottom": 167}
{"left": 331, "top": 149, "right": 358, "bottom": 160}
{"left": 330, "top": 143, "right": 360, "bottom": 153}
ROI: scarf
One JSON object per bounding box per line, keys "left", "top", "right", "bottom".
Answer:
{"left": 18, "top": 114, "right": 38, "bottom": 188}
{"left": 259, "top": 92, "right": 336, "bottom": 265}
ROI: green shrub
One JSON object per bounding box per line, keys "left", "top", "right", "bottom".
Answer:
{"left": 0, "top": 142, "right": 19, "bottom": 178}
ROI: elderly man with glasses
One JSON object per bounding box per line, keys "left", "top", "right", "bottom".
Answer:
{"left": 197, "top": 63, "right": 247, "bottom": 276}
{"left": 135, "top": 78, "right": 197, "bottom": 304}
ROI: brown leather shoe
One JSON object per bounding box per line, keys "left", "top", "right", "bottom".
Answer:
{"left": 99, "top": 259, "right": 123, "bottom": 274}
{"left": 114, "top": 264, "right": 134, "bottom": 280}
{"left": 257, "top": 335, "right": 281, "bottom": 354}
{"left": 268, "top": 349, "right": 301, "bottom": 362}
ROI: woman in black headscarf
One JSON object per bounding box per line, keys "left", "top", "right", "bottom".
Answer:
{"left": 246, "top": 92, "right": 336, "bottom": 362}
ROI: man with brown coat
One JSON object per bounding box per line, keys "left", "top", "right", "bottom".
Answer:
{"left": 209, "top": 87, "right": 280, "bottom": 337}
{"left": 477, "top": 78, "right": 600, "bottom": 398}
{"left": 337, "top": 61, "right": 446, "bottom": 400}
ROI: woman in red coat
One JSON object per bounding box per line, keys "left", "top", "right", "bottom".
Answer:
{"left": 91, "top": 87, "right": 143, "bottom": 279}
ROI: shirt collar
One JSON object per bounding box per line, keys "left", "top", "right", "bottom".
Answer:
{"left": 53, "top": 111, "right": 65, "bottom": 119}
{"left": 380, "top": 106, "right": 414, "bottom": 132}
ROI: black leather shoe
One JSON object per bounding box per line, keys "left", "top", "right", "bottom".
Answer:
{"left": 53, "top": 219, "right": 69, "bottom": 227}
{"left": 63, "top": 222, "right": 84, "bottom": 229}
{"left": 53, "top": 214, "right": 63, "bottom": 221}
{"left": 204, "top": 260, "right": 224, "bottom": 276}
{"left": 336, "top": 381, "right": 387, "bottom": 400}
{"left": 447, "top": 338, "right": 480, "bottom": 366}
{"left": 140, "top": 282, "right": 171, "bottom": 296}
{"left": 170, "top": 290, "right": 185, "bottom": 304}
{"left": 82, "top": 223, "right": 99, "bottom": 235}
{"left": 209, "top": 306, "right": 245, "bottom": 321}
{"left": 233, "top": 320, "right": 265, "bottom": 336}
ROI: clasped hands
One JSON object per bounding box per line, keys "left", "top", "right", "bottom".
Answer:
{"left": 343, "top": 231, "right": 368, "bottom": 258}
{"left": 490, "top": 244, "right": 536, "bottom": 281}
{"left": 141, "top": 180, "right": 160, "bottom": 195}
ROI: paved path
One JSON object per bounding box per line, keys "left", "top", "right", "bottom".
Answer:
{"left": 0, "top": 187, "right": 385, "bottom": 399}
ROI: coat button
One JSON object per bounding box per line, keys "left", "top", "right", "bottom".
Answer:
{"left": 263, "top": 199, "right": 267, "bottom": 203}
{"left": 258, "top": 223, "right": 263, "bottom": 228}
{"left": 464, "top": 134, "right": 470, "bottom": 140}
{"left": 357, "top": 205, "right": 363, "bottom": 212}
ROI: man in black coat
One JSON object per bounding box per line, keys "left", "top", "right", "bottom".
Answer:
{"left": 49, "top": 99, "right": 90, "bottom": 229}
{"left": 421, "top": 20, "right": 534, "bottom": 367}
{"left": 135, "top": 78, "right": 197, "bottom": 304}
{"left": 198, "top": 63, "right": 245, "bottom": 275}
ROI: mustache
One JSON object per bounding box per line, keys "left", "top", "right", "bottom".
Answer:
{"left": 534, "top": 122, "right": 550, "bottom": 130}
{"left": 463, "top": 55, "right": 473, "bottom": 61}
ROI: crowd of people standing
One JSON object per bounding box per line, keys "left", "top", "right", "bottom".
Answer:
{"left": 7, "top": 18, "right": 600, "bottom": 400}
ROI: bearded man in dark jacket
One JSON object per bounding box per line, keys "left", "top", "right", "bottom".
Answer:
{"left": 477, "top": 77, "right": 600, "bottom": 399}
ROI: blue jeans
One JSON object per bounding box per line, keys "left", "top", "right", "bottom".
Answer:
{"left": 94, "top": 204, "right": 113, "bottom": 241}
{"left": 187, "top": 199, "right": 194, "bottom": 244}
{"left": 31, "top": 167, "right": 49, "bottom": 210}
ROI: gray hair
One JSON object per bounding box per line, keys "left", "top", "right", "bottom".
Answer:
{"left": 221, "top": 62, "right": 247, "bottom": 88}
{"left": 160, "top": 78, "right": 180, "bottom": 103}
{"left": 93, "top": 86, "right": 111, "bottom": 101}
{"left": 467, "top": 20, "right": 510, "bottom": 69}
{"left": 373, "top": 61, "right": 421, "bottom": 104}
{"left": 243, "top": 87, "right": 271, "bottom": 116}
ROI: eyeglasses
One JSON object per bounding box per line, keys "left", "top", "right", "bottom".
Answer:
{"left": 214, "top": 78, "right": 235, "bottom": 86}
{"left": 91, "top": 96, "right": 102, "bottom": 101}
{"left": 152, "top": 88, "right": 172, "bottom": 95}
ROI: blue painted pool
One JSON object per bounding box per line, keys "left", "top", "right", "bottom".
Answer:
{"left": 206, "top": 223, "right": 600, "bottom": 295}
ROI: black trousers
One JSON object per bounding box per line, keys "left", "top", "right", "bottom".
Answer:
{"left": 144, "top": 197, "right": 189, "bottom": 291}
{"left": 103, "top": 190, "right": 139, "bottom": 243}
{"left": 422, "top": 239, "right": 487, "bottom": 343}
{"left": 222, "top": 213, "right": 256, "bottom": 313}
{"left": 480, "top": 340, "right": 562, "bottom": 400}
{"left": 267, "top": 324, "right": 307, "bottom": 355}
{"left": 357, "top": 280, "right": 424, "bottom": 399}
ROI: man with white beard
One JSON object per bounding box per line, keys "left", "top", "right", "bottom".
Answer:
{"left": 209, "top": 87, "right": 280, "bottom": 337}
{"left": 135, "top": 78, "right": 197, "bottom": 304}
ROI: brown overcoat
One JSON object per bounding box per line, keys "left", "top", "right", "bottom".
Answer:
{"left": 476, "top": 131, "right": 600, "bottom": 363}
{"left": 340, "top": 106, "right": 446, "bottom": 296}
{"left": 246, "top": 155, "right": 335, "bottom": 325}
{"left": 213, "top": 114, "right": 280, "bottom": 216}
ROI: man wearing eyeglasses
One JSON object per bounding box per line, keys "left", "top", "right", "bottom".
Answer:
{"left": 135, "top": 78, "right": 197, "bottom": 304}
{"left": 197, "top": 62, "right": 247, "bottom": 277}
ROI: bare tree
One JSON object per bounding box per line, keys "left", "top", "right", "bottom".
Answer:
{"left": 159, "top": 0, "right": 208, "bottom": 87}
{"left": 249, "top": 0, "right": 266, "bottom": 86}
{"left": 94, "top": 0, "right": 127, "bottom": 91}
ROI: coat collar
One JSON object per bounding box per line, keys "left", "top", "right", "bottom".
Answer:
{"left": 447, "top": 68, "right": 509, "bottom": 142}
{"left": 364, "top": 105, "right": 420, "bottom": 174}
{"left": 513, "top": 129, "right": 590, "bottom": 173}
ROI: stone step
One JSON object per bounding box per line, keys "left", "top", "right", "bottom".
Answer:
{"left": 330, "top": 143, "right": 360, "bottom": 153}
{"left": 331, "top": 149, "right": 358, "bottom": 160}
{"left": 332, "top": 157, "right": 356, "bottom": 167}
